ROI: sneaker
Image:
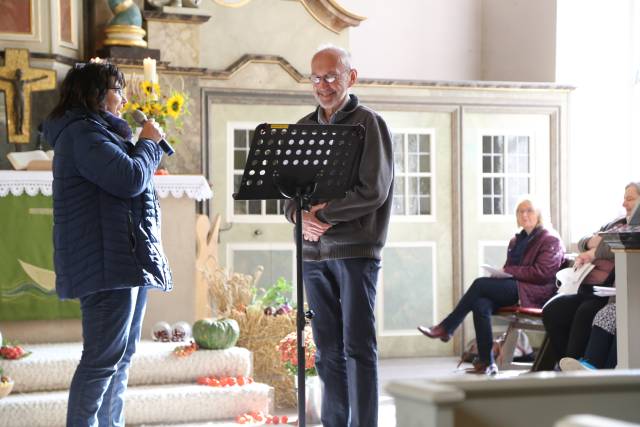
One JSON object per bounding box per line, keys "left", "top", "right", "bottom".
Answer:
{"left": 559, "top": 357, "right": 595, "bottom": 371}
{"left": 485, "top": 363, "right": 499, "bottom": 376}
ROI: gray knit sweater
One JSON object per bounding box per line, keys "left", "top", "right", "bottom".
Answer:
{"left": 284, "top": 94, "right": 394, "bottom": 261}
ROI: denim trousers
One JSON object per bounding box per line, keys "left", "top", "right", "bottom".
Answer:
{"left": 441, "top": 277, "right": 519, "bottom": 364}
{"left": 303, "top": 258, "right": 380, "bottom": 427}
{"left": 66, "top": 286, "right": 148, "bottom": 427}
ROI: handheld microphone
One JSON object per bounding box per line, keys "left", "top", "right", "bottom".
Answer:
{"left": 131, "top": 109, "right": 175, "bottom": 156}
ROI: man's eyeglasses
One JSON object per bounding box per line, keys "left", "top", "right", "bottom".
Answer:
{"left": 109, "top": 87, "right": 124, "bottom": 96}
{"left": 309, "top": 70, "right": 350, "bottom": 85}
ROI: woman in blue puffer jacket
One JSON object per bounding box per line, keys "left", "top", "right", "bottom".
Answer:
{"left": 43, "top": 61, "right": 172, "bottom": 427}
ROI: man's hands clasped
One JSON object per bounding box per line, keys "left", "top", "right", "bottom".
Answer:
{"left": 302, "top": 202, "right": 331, "bottom": 241}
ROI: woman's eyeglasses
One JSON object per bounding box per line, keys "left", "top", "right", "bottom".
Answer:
{"left": 109, "top": 87, "right": 124, "bottom": 96}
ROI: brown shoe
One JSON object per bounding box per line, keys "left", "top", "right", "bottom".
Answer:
{"left": 417, "top": 324, "right": 452, "bottom": 342}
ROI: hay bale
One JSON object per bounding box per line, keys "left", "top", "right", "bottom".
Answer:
{"left": 230, "top": 306, "right": 297, "bottom": 408}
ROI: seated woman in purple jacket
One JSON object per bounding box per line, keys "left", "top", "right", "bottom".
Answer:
{"left": 418, "top": 196, "right": 565, "bottom": 375}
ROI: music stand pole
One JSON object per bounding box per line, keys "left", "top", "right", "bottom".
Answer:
{"left": 294, "top": 189, "right": 307, "bottom": 427}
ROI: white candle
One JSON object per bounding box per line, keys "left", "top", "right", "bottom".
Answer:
{"left": 143, "top": 57, "right": 157, "bottom": 83}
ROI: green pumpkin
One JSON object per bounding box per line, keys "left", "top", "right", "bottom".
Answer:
{"left": 192, "top": 318, "right": 240, "bottom": 350}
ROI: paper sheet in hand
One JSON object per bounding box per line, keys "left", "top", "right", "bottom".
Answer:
{"left": 555, "top": 263, "right": 595, "bottom": 295}
{"left": 593, "top": 286, "right": 616, "bottom": 297}
{"left": 481, "top": 264, "right": 513, "bottom": 279}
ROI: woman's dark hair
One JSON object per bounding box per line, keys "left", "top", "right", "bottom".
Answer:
{"left": 48, "top": 62, "right": 125, "bottom": 119}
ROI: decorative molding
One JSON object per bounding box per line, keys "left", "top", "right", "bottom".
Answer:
{"left": 212, "top": 0, "right": 253, "bottom": 8}
{"left": 205, "top": 54, "right": 306, "bottom": 82}
{"left": 142, "top": 10, "right": 212, "bottom": 24}
{"left": 299, "top": 0, "right": 366, "bottom": 34}
{"left": 0, "top": 0, "right": 41, "bottom": 43}
{"left": 56, "top": 0, "right": 79, "bottom": 50}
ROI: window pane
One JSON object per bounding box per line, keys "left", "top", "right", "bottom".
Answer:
{"left": 393, "top": 179, "right": 405, "bottom": 215}
{"left": 234, "top": 129, "right": 246, "bottom": 148}
{"left": 408, "top": 177, "right": 419, "bottom": 214}
{"left": 234, "top": 201, "right": 246, "bottom": 215}
{"left": 233, "top": 249, "right": 294, "bottom": 298}
{"left": 493, "top": 154, "right": 503, "bottom": 173}
{"left": 518, "top": 156, "right": 529, "bottom": 173}
{"left": 493, "top": 177, "right": 503, "bottom": 195}
{"left": 482, "top": 156, "right": 491, "bottom": 173}
{"left": 419, "top": 134, "right": 430, "bottom": 153}
{"left": 493, "top": 196, "right": 503, "bottom": 215}
{"left": 408, "top": 152, "right": 418, "bottom": 173}
{"left": 419, "top": 196, "right": 431, "bottom": 215}
{"left": 507, "top": 136, "right": 517, "bottom": 154}
{"left": 393, "top": 195, "right": 405, "bottom": 215}
{"left": 408, "top": 133, "right": 418, "bottom": 153}
{"left": 266, "top": 199, "right": 278, "bottom": 214}
{"left": 483, "top": 177, "right": 492, "bottom": 194}
{"left": 407, "top": 195, "right": 419, "bottom": 215}
{"left": 248, "top": 200, "right": 261, "bottom": 215}
{"left": 234, "top": 150, "right": 247, "bottom": 170}
{"left": 482, "top": 136, "right": 491, "bottom": 154}
{"left": 419, "top": 177, "right": 431, "bottom": 196}
{"left": 518, "top": 136, "right": 529, "bottom": 154}
{"left": 493, "top": 136, "right": 504, "bottom": 153}
{"left": 420, "top": 153, "right": 431, "bottom": 173}
{"left": 393, "top": 134, "right": 405, "bottom": 173}
{"left": 483, "top": 197, "right": 492, "bottom": 214}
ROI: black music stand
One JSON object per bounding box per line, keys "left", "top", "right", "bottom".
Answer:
{"left": 234, "top": 122, "right": 364, "bottom": 426}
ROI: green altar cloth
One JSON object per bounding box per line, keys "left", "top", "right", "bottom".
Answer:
{"left": 0, "top": 193, "right": 80, "bottom": 321}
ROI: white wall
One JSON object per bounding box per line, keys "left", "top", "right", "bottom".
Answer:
{"left": 556, "top": 0, "right": 635, "bottom": 239}
{"left": 481, "top": 0, "right": 557, "bottom": 82}
{"left": 339, "top": 0, "right": 482, "bottom": 80}
{"left": 340, "top": 0, "right": 557, "bottom": 82}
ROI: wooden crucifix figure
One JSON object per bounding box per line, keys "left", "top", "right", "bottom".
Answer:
{"left": 0, "top": 49, "right": 56, "bottom": 144}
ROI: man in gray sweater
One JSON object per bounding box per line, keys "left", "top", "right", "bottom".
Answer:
{"left": 284, "top": 45, "right": 394, "bottom": 427}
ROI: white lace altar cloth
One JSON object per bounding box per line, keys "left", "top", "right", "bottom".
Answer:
{"left": 0, "top": 171, "right": 212, "bottom": 201}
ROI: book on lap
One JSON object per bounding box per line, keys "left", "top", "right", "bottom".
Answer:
{"left": 480, "top": 264, "right": 513, "bottom": 279}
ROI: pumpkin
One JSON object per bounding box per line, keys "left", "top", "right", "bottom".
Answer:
{"left": 192, "top": 318, "right": 240, "bottom": 350}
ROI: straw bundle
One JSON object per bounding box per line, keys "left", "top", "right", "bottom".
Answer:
{"left": 229, "top": 306, "right": 297, "bottom": 408}
{"left": 203, "top": 265, "right": 261, "bottom": 318}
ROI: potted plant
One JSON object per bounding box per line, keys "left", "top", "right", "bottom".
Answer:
{"left": 276, "top": 326, "right": 321, "bottom": 423}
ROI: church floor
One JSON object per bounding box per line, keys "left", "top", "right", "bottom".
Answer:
{"left": 137, "top": 356, "right": 470, "bottom": 427}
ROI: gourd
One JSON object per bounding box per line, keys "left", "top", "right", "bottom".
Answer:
{"left": 192, "top": 318, "right": 240, "bottom": 350}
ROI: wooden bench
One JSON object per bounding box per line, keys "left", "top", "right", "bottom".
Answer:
{"left": 494, "top": 305, "right": 552, "bottom": 371}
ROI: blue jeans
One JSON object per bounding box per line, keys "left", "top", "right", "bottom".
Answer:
{"left": 67, "top": 286, "right": 148, "bottom": 427}
{"left": 441, "top": 277, "right": 519, "bottom": 364}
{"left": 303, "top": 258, "right": 380, "bottom": 427}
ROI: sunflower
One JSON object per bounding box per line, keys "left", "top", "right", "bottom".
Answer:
{"left": 166, "top": 93, "right": 185, "bottom": 119}
{"left": 140, "top": 81, "right": 153, "bottom": 96}
{"left": 124, "top": 102, "right": 140, "bottom": 113}
{"left": 150, "top": 102, "right": 164, "bottom": 116}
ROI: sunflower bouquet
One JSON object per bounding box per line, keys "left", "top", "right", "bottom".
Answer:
{"left": 122, "top": 76, "right": 189, "bottom": 146}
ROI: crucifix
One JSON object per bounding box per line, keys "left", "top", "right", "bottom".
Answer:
{"left": 0, "top": 48, "right": 56, "bottom": 144}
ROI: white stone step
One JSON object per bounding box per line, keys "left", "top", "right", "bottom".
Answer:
{"left": 0, "top": 382, "right": 273, "bottom": 427}
{"left": 0, "top": 341, "right": 252, "bottom": 393}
